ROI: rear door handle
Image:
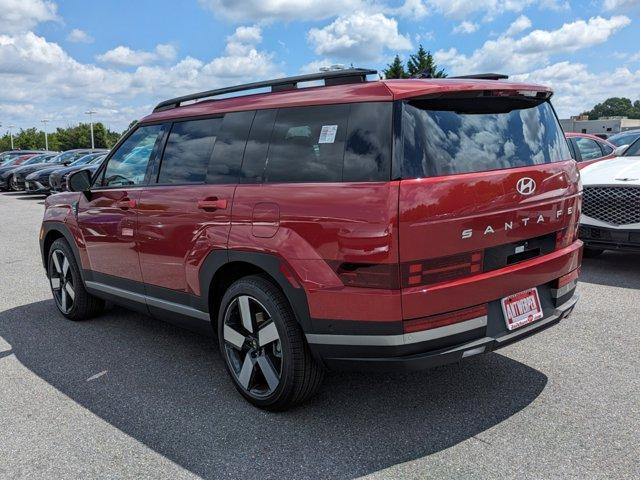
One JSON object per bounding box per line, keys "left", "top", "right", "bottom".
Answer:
{"left": 116, "top": 197, "right": 137, "bottom": 210}
{"left": 198, "top": 197, "right": 227, "bottom": 211}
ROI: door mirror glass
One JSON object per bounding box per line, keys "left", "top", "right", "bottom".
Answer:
{"left": 67, "top": 169, "right": 92, "bottom": 192}
{"left": 613, "top": 144, "right": 629, "bottom": 157}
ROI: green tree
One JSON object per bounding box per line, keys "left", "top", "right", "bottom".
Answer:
{"left": 582, "top": 97, "right": 640, "bottom": 120}
{"left": 383, "top": 54, "right": 408, "bottom": 79}
{"left": 407, "top": 44, "right": 447, "bottom": 78}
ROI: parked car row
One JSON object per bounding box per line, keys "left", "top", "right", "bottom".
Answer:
{"left": 0, "top": 149, "right": 108, "bottom": 193}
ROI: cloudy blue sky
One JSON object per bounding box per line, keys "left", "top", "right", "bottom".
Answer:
{"left": 1, "top": 0, "right": 639, "bottom": 132}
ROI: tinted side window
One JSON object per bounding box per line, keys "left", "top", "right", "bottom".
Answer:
{"left": 100, "top": 125, "right": 163, "bottom": 187}
{"left": 240, "top": 109, "right": 276, "bottom": 183}
{"left": 600, "top": 143, "right": 613, "bottom": 155}
{"left": 575, "top": 137, "right": 602, "bottom": 161}
{"left": 158, "top": 118, "right": 221, "bottom": 184}
{"left": 343, "top": 102, "right": 392, "bottom": 182}
{"left": 207, "top": 110, "right": 255, "bottom": 184}
{"left": 266, "top": 104, "right": 349, "bottom": 183}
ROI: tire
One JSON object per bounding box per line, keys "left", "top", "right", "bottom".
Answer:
{"left": 217, "top": 275, "right": 324, "bottom": 411}
{"left": 583, "top": 247, "right": 604, "bottom": 258}
{"left": 47, "top": 238, "right": 105, "bottom": 321}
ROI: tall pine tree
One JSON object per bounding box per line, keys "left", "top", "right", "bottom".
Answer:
{"left": 383, "top": 55, "right": 408, "bottom": 79}
{"left": 406, "top": 45, "right": 447, "bottom": 78}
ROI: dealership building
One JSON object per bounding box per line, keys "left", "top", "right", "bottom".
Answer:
{"left": 560, "top": 115, "right": 640, "bottom": 136}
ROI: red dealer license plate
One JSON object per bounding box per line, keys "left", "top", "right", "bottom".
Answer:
{"left": 501, "top": 288, "right": 544, "bottom": 331}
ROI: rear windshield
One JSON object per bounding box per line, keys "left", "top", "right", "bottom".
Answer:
{"left": 401, "top": 98, "right": 571, "bottom": 178}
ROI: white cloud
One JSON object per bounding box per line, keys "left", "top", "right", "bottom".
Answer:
{"left": 96, "top": 43, "right": 178, "bottom": 66}
{"left": 453, "top": 21, "right": 478, "bottom": 34}
{"left": 504, "top": 15, "right": 532, "bottom": 37}
{"left": 307, "top": 12, "right": 412, "bottom": 61}
{"left": 387, "top": 0, "right": 429, "bottom": 18}
{"left": 0, "top": 0, "right": 58, "bottom": 34}
{"left": 424, "top": 0, "right": 532, "bottom": 20}
{"left": 198, "top": 0, "right": 365, "bottom": 22}
{"left": 603, "top": 0, "right": 640, "bottom": 11}
{"left": 67, "top": 28, "right": 93, "bottom": 44}
{"left": 513, "top": 61, "right": 640, "bottom": 118}
{"left": 436, "top": 15, "right": 631, "bottom": 75}
{"left": 0, "top": 26, "right": 279, "bottom": 131}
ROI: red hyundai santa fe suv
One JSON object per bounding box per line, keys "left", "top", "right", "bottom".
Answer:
{"left": 40, "top": 69, "right": 583, "bottom": 410}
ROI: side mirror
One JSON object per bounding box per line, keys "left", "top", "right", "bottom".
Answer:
{"left": 67, "top": 169, "right": 92, "bottom": 192}
{"left": 613, "top": 145, "right": 629, "bottom": 157}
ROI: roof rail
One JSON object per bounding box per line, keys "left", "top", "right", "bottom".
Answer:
{"left": 153, "top": 68, "right": 377, "bottom": 112}
{"left": 450, "top": 73, "right": 509, "bottom": 80}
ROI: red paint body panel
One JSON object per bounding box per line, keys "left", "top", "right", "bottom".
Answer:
{"left": 402, "top": 242, "right": 582, "bottom": 319}
{"left": 43, "top": 192, "right": 90, "bottom": 268}
{"left": 136, "top": 185, "right": 235, "bottom": 295}
{"left": 77, "top": 188, "right": 145, "bottom": 281}
{"left": 229, "top": 182, "right": 401, "bottom": 321}
{"left": 398, "top": 161, "right": 580, "bottom": 260}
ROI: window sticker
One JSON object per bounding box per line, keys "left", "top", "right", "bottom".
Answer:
{"left": 318, "top": 125, "right": 338, "bottom": 144}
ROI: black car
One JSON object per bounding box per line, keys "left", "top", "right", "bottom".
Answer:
{"left": 21, "top": 149, "right": 107, "bottom": 193}
{"left": 49, "top": 153, "right": 107, "bottom": 192}
{"left": 7, "top": 153, "right": 60, "bottom": 190}
{"left": 0, "top": 154, "right": 50, "bottom": 190}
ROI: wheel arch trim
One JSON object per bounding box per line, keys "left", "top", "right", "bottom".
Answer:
{"left": 199, "top": 250, "right": 313, "bottom": 334}
{"left": 40, "top": 222, "right": 85, "bottom": 282}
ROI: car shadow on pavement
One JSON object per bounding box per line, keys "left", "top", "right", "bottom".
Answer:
{"left": 0, "top": 300, "right": 548, "bottom": 480}
{"left": 580, "top": 251, "right": 640, "bottom": 290}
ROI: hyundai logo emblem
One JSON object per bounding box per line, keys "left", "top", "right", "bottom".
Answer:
{"left": 516, "top": 177, "right": 536, "bottom": 195}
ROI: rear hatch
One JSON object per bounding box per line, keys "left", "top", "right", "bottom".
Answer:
{"left": 397, "top": 90, "right": 581, "bottom": 319}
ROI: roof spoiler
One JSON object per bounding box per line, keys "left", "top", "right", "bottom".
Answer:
{"left": 450, "top": 73, "right": 509, "bottom": 80}
{"left": 153, "top": 68, "right": 377, "bottom": 112}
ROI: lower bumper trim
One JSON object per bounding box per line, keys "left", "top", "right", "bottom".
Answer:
{"left": 319, "top": 295, "right": 578, "bottom": 372}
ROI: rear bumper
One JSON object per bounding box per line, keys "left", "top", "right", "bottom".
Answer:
{"left": 308, "top": 285, "right": 578, "bottom": 372}
{"left": 579, "top": 223, "right": 640, "bottom": 252}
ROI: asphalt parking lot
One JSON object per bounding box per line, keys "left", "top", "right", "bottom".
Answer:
{"left": 0, "top": 191, "right": 638, "bottom": 480}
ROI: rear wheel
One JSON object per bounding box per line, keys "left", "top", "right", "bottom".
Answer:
{"left": 48, "top": 238, "right": 104, "bottom": 320}
{"left": 218, "top": 275, "right": 324, "bottom": 411}
{"left": 583, "top": 247, "right": 604, "bottom": 258}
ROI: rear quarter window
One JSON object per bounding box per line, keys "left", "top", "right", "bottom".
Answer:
{"left": 239, "top": 102, "right": 392, "bottom": 184}
{"left": 402, "top": 99, "right": 571, "bottom": 178}
{"left": 265, "top": 104, "right": 349, "bottom": 183}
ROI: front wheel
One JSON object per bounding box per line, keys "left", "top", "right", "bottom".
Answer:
{"left": 47, "top": 238, "right": 105, "bottom": 320}
{"left": 218, "top": 275, "right": 324, "bottom": 411}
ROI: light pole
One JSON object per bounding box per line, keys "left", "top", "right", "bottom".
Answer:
{"left": 41, "top": 119, "right": 50, "bottom": 151}
{"left": 85, "top": 109, "right": 97, "bottom": 148}
{"left": 8, "top": 125, "right": 15, "bottom": 150}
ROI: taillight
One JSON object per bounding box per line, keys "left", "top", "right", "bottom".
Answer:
{"left": 404, "top": 304, "right": 488, "bottom": 334}
{"left": 401, "top": 251, "right": 483, "bottom": 288}
{"left": 556, "top": 269, "right": 579, "bottom": 289}
{"left": 329, "top": 262, "right": 400, "bottom": 289}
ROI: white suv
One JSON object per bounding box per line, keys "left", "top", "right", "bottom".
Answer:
{"left": 579, "top": 139, "right": 640, "bottom": 256}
